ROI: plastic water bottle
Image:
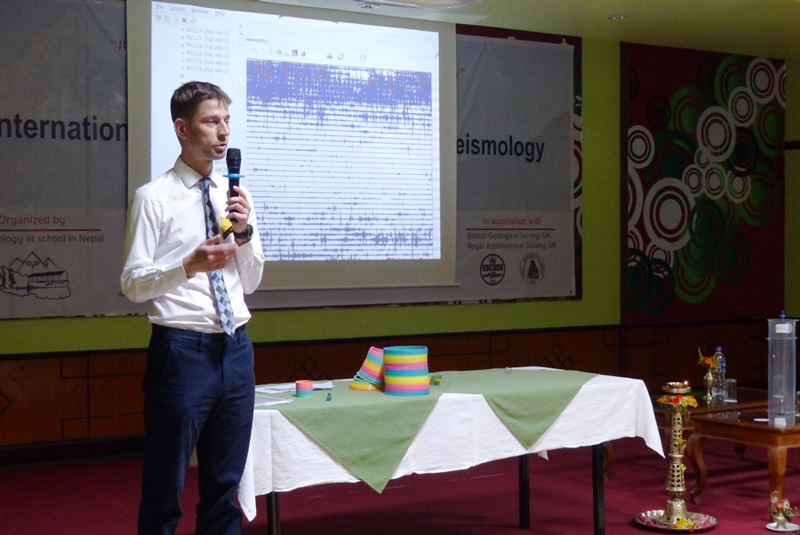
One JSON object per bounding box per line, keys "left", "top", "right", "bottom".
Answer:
{"left": 711, "top": 347, "right": 727, "bottom": 401}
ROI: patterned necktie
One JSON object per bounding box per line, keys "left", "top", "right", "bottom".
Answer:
{"left": 201, "top": 178, "right": 236, "bottom": 336}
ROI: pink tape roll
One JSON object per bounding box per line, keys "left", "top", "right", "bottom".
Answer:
{"left": 295, "top": 380, "right": 313, "bottom": 397}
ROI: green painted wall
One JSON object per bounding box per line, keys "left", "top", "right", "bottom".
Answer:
{"left": 0, "top": 39, "right": 628, "bottom": 355}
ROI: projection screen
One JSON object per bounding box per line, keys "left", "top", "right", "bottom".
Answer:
{"left": 127, "top": 0, "right": 457, "bottom": 291}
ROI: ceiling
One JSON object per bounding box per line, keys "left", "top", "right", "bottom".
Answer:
{"left": 254, "top": 0, "right": 800, "bottom": 61}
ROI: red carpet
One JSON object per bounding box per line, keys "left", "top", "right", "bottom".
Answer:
{"left": 1, "top": 437, "right": 797, "bottom": 534}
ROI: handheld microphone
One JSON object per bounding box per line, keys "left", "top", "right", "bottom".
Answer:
{"left": 225, "top": 148, "right": 242, "bottom": 199}
{"left": 225, "top": 148, "right": 244, "bottom": 223}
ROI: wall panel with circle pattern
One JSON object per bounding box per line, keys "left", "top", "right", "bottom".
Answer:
{"left": 622, "top": 43, "right": 784, "bottom": 324}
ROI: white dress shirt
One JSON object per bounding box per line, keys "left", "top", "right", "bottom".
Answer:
{"left": 121, "top": 157, "right": 265, "bottom": 333}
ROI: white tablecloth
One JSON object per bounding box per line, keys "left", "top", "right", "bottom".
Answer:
{"left": 239, "top": 370, "right": 664, "bottom": 521}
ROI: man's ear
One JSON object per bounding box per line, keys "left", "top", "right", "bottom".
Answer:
{"left": 174, "top": 118, "right": 188, "bottom": 141}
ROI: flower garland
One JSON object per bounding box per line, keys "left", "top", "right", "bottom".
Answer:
{"left": 697, "top": 347, "right": 719, "bottom": 369}
{"left": 657, "top": 394, "right": 698, "bottom": 408}
{"left": 635, "top": 511, "right": 716, "bottom": 531}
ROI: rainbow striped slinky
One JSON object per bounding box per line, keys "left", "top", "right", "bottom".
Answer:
{"left": 383, "top": 346, "right": 430, "bottom": 397}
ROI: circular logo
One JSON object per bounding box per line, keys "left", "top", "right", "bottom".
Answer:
{"left": 480, "top": 254, "right": 505, "bottom": 285}
{"left": 520, "top": 254, "right": 545, "bottom": 285}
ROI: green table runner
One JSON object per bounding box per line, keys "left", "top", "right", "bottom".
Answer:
{"left": 444, "top": 369, "right": 597, "bottom": 448}
{"left": 258, "top": 369, "right": 596, "bottom": 493}
{"left": 261, "top": 381, "right": 447, "bottom": 493}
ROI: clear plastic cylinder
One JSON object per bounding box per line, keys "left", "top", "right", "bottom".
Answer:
{"left": 768, "top": 318, "right": 797, "bottom": 427}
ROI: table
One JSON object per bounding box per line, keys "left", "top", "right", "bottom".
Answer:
{"left": 651, "top": 387, "right": 768, "bottom": 449}
{"left": 654, "top": 386, "right": 767, "bottom": 415}
{"left": 239, "top": 370, "right": 664, "bottom": 534}
{"left": 688, "top": 408, "right": 800, "bottom": 504}
{"left": 603, "top": 386, "right": 769, "bottom": 469}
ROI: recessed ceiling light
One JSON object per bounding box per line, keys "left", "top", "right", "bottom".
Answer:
{"left": 359, "top": 3, "right": 379, "bottom": 7}
{"left": 606, "top": 13, "right": 626, "bottom": 21}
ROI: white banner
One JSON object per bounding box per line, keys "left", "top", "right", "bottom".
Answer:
{"left": 0, "top": 1, "right": 143, "bottom": 319}
{"left": 453, "top": 36, "right": 576, "bottom": 299}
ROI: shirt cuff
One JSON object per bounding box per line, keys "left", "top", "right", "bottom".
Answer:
{"left": 167, "top": 257, "right": 190, "bottom": 283}
{"left": 235, "top": 238, "right": 255, "bottom": 259}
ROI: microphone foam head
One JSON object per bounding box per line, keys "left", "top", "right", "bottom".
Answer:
{"left": 226, "top": 148, "right": 241, "bottom": 174}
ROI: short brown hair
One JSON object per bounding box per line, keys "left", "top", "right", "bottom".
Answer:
{"left": 170, "top": 81, "right": 232, "bottom": 122}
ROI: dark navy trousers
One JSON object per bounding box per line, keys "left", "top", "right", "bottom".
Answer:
{"left": 138, "top": 324, "right": 255, "bottom": 535}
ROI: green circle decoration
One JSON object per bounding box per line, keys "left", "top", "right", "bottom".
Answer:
{"left": 626, "top": 248, "right": 674, "bottom": 314}
{"left": 674, "top": 246, "right": 717, "bottom": 304}
{"left": 716, "top": 231, "right": 750, "bottom": 284}
{"left": 646, "top": 130, "right": 694, "bottom": 187}
{"left": 670, "top": 87, "right": 710, "bottom": 137}
{"left": 754, "top": 101, "right": 784, "bottom": 157}
{"left": 727, "top": 127, "right": 758, "bottom": 177}
{"left": 738, "top": 164, "right": 780, "bottom": 226}
{"left": 714, "top": 55, "right": 748, "bottom": 107}
{"left": 627, "top": 248, "right": 652, "bottom": 309}
{"left": 641, "top": 258, "right": 675, "bottom": 315}
{"left": 689, "top": 199, "right": 726, "bottom": 251}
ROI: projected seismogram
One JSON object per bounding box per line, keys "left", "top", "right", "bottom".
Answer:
{"left": 245, "top": 59, "right": 438, "bottom": 261}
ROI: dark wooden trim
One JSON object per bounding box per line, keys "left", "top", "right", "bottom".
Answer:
{"left": 619, "top": 41, "right": 630, "bottom": 327}
{"left": 785, "top": 140, "right": 800, "bottom": 150}
{"left": 0, "top": 436, "right": 144, "bottom": 469}
{"left": 619, "top": 42, "right": 630, "bottom": 376}
{"left": 0, "top": 319, "right": 771, "bottom": 465}
{"left": 0, "top": 318, "right": 781, "bottom": 360}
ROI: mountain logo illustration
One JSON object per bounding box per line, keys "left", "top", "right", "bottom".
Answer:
{"left": 1, "top": 252, "right": 71, "bottom": 300}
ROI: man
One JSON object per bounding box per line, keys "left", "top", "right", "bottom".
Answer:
{"left": 121, "top": 81, "right": 264, "bottom": 535}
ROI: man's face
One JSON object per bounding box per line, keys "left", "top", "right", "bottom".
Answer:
{"left": 176, "top": 98, "right": 230, "bottom": 165}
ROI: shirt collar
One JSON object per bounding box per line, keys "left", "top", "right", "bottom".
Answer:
{"left": 174, "top": 156, "right": 220, "bottom": 190}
